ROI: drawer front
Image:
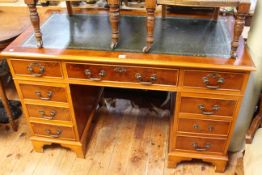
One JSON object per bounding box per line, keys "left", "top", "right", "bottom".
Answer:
{"left": 177, "top": 118, "right": 231, "bottom": 136}
{"left": 175, "top": 136, "right": 226, "bottom": 153}
{"left": 180, "top": 97, "right": 236, "bottom": 117}
{"left": 66, "top": 63, "right": 178, "bottom": 86}
{"left": 10, "top": 59, "right": 62, "bottom": 78}
{"left": 19, "top": 84, "right": 67, "bottom": 103}
{"left": 26, "top": 104, "right": 71, "bottom": 121}
{"left": 31, "top": 122, "right": 75, "bottom": 140}
{"left": 182, "top": 70, "right": 245, "bottom": 91}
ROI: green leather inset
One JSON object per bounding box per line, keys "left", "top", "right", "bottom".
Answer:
{"left": 23, "top": 13, "right": 231, "bottom": 58}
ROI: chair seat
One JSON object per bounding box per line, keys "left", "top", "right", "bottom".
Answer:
{"left": 244, "top": 128, "right": 262, "bottom": 175}
{"left": 157, "top": 0, "right": 245, "bottom": 7}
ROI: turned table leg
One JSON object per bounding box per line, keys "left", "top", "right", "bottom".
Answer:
{"left": 212, "top": 7, "right": 219, "bottom": 21}
{"left": 123, "top": 0, "right": 128, "bottom": 6}
{"left": 143, "top": 7, "right": 156, "bottom": 53}
{"left": 109, "top": 1, "right": 120, "bottom": 50}
{"left": 0, "top": 77, "right": 18, "bottom": 131}
{"left": 66, "top": 1, "right": 73, "bottom": 16}
{"left": 231, "top": 3, "right": 250, "bottom": 58}
{"left": 162, "top": 5, "right": 167, "bottom": 19}
{"left": 26, "top": 0, "right": 43, "bottom": 48}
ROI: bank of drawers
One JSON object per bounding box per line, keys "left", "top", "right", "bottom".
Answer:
{"left": 9, "top": 59, "right": 76, "bottom": 141}
{"left": 173, "top": 93, "right": 239, "bottom": 155}
{"left": 17, "top": 82, "right": 76, "bottom": 141}
{"left": 66, "top": 63, "right": 178, "bottom": 87}
{"left": 171, "top": 69, "right": 246, "bottom": 155}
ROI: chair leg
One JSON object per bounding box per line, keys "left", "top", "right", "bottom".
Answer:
{"left": 212, "top": 7, "right": 219, "bottom": 21}
{"left": 231, "top": 3, "right": 250, "bottom": 58}
{"left": 27, "top": 1, "right": 43, "bottom": 48}
{"left": 143, "top": 7, "right": 156, "bottom": 53}
{"left": 0, "top": 78, "right": 18, "bottom": 131}
{"left": 124, "top": 0, "right": 128, "bottom": 6}
{"left": 66, "top": 1, "right": 73, "bottom": 16}
{"left": 109, "top": 2, "right": 120, "bottom": 49}
{"left": 162, "top": 5, "right": 167, "bottom": 19}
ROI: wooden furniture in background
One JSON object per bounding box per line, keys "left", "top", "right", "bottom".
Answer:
{"left": 144, "top": 0, "right": 251, "bottom": 59}
{"left": 24, "top": 0, "right": 120, "bottom": 49}
{"left": 24, "top": 0, "right": 74, "bottom": 48}
{"left": 0, "top": 7, "right": 30, "bottom": 51}
{"left": 0, "top": 72, "right": 18, "bottom": 131}
{"left": 246, "top": 93, "right": 262, "bottom": 144}
{"left": 244, "top": 93, "right": 262, "bottom": 175}
{"left": 0, "top": 7, "right": 32, "bottom": 131}
{"left": 0, "top": 10, "right": 255, "bottom": 172}
{"left": 161, "top": 6, "right": 220, "bottom": 20}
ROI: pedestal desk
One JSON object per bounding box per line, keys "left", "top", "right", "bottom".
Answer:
{"left": 0, "top": 11, "right": 255, "bottom": 173}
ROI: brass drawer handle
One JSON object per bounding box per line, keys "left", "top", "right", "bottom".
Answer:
{"left": 114, "top": 67, "right": 127, "bottom": 73}
{"left": 84, "top": 69, "right": 106, "bottom": 81}
{"left": 38, "top": 110, "right": 56, "bottom": 120}
{"left": 135, "top": 73, "right": 157, "bottom": 85}
{"left": 193, "top": 124, "right": 199, "bottom": 129}
{"left": 202, "top": 73, "right": 224, "bottom": 90}
{"left": 208, "top": 125, "right": 214, "bottom": 132}
{"left": 27, "top": 62, "right": 45, "bottom": 77}
{"left": 193, "top": 124, "right": 214, "bottom": 132}
{"left": 192, "top": 142, "right": 211, "bottom": 151}
{"left": 45, "top": 129, "right": 62, "bottom": 138}
{"left": 35, "top": 91, "right": 53, "bottom": 101}
{"left": 198, "top": 104, "right": 220, "bottom": 115}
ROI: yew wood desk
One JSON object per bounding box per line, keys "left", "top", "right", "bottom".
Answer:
{"left": 0, "top": 12, "right": 255, "bottom": 173}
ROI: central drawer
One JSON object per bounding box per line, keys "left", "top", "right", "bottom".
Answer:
{"left": 66, "top": 63, "right": 178, "bottom": 86}
{"left": 31, "top": 122, "right": 75, "bottom": 140}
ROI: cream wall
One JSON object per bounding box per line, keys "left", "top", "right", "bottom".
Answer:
{"left": 229, "top": 0, "right": 262, "bottom": 151}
